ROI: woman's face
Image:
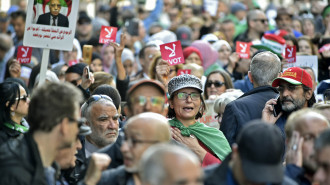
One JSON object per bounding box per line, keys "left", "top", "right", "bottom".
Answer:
{"left": 218, "top": 45, "right": 231, "bottom": 62}
{"left": 91, "top": 58, "right": 103, "bottom": 72}
{"left": 63, "top": 46, "right": 78, "bottom": 63}
{"left": 185, "top": 52, "right": 202, "bottom": 66}
{"left": 103, "top": 46, "right": 115, "bottom": 67}
{"left": 292, "top": 20, "right": 302, "bottom": 33}
{"left": 12, "top": 86, "right": 29, "bottom": 117}
{"left": 170, "top": 87, "right": 201, "bottom": 121}
{"left": 123, "top": 60, "right": 134, "bottom": 76}
{"left": 303, "top": 20, "right": 315, "bottom": 37}
{"left": 298, "top": 40, "right": 312, "bottom": 55}
{"left": 206, "top": 73, "right": 226, "bottom": 98}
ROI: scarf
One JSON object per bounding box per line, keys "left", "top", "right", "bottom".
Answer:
{"left": 169, "top": 118, "right": 231, "bottom": 161}
{"left": 4, "top": 121, "right": 29, "bottom": 133}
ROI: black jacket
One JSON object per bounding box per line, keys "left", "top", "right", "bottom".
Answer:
{"left": 220, "top": 86, "right": 278, "bottom": 146}
{"left": 0, "top": 123, "right": 22, "bottom": 145}
{"left": 0, "top": 133, "right": 48, "bottom": 185}
{"left": 97, "top": 165, "right": 133, "bottom": 185}
{"left": 204, "top": 155, "right": 298, "bottom": 185}
{"left": 37, "top": 12, "right": 69, "bottom": 27}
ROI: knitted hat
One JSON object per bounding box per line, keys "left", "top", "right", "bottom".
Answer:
{"left": 183, "top": 46, "right": 203, "bottom": 65}
{"left": 272, "top": 67, "right": 313, "bottom": 89}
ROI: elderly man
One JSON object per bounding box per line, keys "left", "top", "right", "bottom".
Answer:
{"left": 314, "top": 129, "right": 330, "bottom": 185}
{"left": 284, "top": 109, "right": 329, "bottom": 185}
{"left": 0, "top": 82, "right": 83, "bottom": 185}
{"left": 83, "top": 112, "right": 171, "bottom": 185}
{"left": 37, "top": 0, "right": 69, "bottom": 27}
{"left": 140, "top": 144, "right": 203, "bottom": 185}
{"left": 221, "top": 51, "right": 281, "bottom": 145}
{"left": 262, "top": 67, "right": 315, "bottom": 135}
{"left": 81, "top": 95, "right": 119, "bottom": 157}
{"left": 205, "top": 120, "right": 296, "bottom": 185}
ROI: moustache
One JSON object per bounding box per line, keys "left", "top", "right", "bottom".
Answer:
{"left": 281, "top": 97, "right": 293, "bottom": 103}
{"left": 105, "top": 129, "right": 118, "bottom": 135}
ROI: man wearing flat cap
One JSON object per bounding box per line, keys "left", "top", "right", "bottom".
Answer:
{"left": 204, "top": 120, "right": 297, "bottom": 185}
{"left": 262, "top": 67, "right": 316, "bottom": 135}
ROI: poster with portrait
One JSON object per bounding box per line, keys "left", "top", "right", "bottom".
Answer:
{"left": 23, "top": 0, "right": 79, "bottom": 51}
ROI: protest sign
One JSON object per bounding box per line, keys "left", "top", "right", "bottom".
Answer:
{"left": 285, "top": 46, "right": 296, "bottom": 63}
{"left": 17, "top": 46, "right": 32, "bottom": 64}
{"left": 283, "top": 55, "right": 318, "bottom": 80}
{"left": 198, "top": 100, "right": 219, "bottom": 129}
{"left": 236, "top": 41, "right": 251, "bottom": 59}
{"left": 177, "top": 69, "right": 191, "bottom": 75}
{"left": 99, "top": 26, "right": 118, "bottom": 44}
{"left": 160, "top": 40, "right": 184, "bottom": 66}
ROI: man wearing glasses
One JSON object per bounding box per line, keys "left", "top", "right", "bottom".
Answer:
{"left": 0, "top": 82, "right": 83, "bottom": 185}
{"left": 37, "top": 0, "right": 69, "bottom": 27}
{"left": 234, "top": 9, "right": 269, "bottom": 43}
{"left": 221, "top": 51, "right": 281, "bottom": 146}
{"left": 262, "top": 67, "right": 315, "bottom": 135}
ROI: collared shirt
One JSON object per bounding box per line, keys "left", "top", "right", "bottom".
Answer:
{"left": 85, "top": 139, "right": 99, "bottom": 158}
{"left": 50, "top": 15, "right": 58, "bottom": 26}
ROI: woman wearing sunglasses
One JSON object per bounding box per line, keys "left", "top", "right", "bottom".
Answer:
{"left": 167, "top": 74, "right": 231, "bottom": 167}
{"left": 204, "top": 70, "right": 233, "bottom": 100}
{"left": 0, "top": 82, "right": 30, "bottom": 144}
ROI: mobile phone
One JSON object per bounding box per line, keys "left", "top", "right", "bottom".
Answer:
{"left": 272, "top": 94, "right": 282, "bottom": 117}
{"left": 86, "top": 66, "right": 91, "bottom": 80}
{"left": 83, "top": 45, "right": 93, "bottom": 65}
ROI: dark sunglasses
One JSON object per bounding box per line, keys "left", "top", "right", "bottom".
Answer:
{"left": 86, "top": 95, "right": 113, "bottom": 105}
{"left": 69, "top": 77, "right": 81, "bottom": 86}
{"left": 15, "top": 94, "right": 29, "bottom": 102}
{"left": 253, "top": 19, "right": 268, "bottom": 24}
{"left": 206, "top": 81, "right": 225, "bottom": 88}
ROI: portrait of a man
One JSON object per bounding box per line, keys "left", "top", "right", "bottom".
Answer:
{"left": 36, "top": 0, "right": 69, "bottom": 27}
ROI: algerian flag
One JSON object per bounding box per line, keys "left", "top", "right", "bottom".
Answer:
{"left": 33, "top": 0, "right": 72, "bottom": 23}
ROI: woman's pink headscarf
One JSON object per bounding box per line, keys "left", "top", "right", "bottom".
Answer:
{"left": 191, "top": 40, "right": 218, "bottom": 70}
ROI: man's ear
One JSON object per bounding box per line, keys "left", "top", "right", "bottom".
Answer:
{"left": 169, "top": 99, "right": 174, "bottom": 109}
{"left": 304, "top": 88, "right": 313, "bottom": 101}
{"left": 124, "top": 106, "right": 132, "bottom": 118}
{"left": 247, "top": 71, "right": 253, "bottom": 84}
{"left": 59, "top": 117, "right": 70, "bottom": 135}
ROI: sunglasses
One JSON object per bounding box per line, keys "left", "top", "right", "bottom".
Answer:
{"left": 132, "top": 96, "right": 165, "bottom": 107}
{"left": 206, "top": 81, "right": 225, "bottom": 88}
{"left": 69, "top": 77, "right": 82, "bottom": 86}
{"left": 86, "top": 95, "right": 113, "bottom": 105}
{"left": 253, "top": 19, "right": 268, "bottom": 24}
{"left": 176, "top": 92, "right": 200, "bottom": 100}
{"left": 15, "top": 94, "right": 29, "bottom": 102}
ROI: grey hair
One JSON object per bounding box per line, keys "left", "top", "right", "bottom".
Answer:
{"left": 81, "top": 98, "right": 114, "bottom": 123}
{"left": 139, "top": 144, "right": 200, "bottom": 185}
{"left": 250, "top": 51, "right": 281, "bottom": 86}
{"left": 213, "top": 90, "right": 243, "bottom": 114}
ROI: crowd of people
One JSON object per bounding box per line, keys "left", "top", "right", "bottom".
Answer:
{"left": 1, "top": 0, "right": 330, "bottom": 184}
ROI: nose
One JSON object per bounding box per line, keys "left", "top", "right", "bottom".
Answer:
{"left": 144, "top": 99, "right": 152, "bottom": 111}
{"left": 107, "top": 119, "right": 118, "bottom": 129}
{"left": 314, "top": 168, "right": 325, "bottom": 183}
{"left": 120, "top": 140, "right": 129, "bottom": 153}
{"left": 281, "top": 88, "right": 291, "bottom": 98}
{"left": 76, "top": 139, "right": 82, "bottom": 150}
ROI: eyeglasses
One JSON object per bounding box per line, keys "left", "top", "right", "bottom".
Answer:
{"left": 278, "top": 85, "right": 302, "bottom": 92}
{"left": 15, "top": 94, "right": 29, "bottom": 102}
{"left": 206, "top": 81, "right": 225, "bottom": 88}
{"left": 132, "top": 96, "right": 165, "bottom": 107}
{"left": 68, "top": 117, "right": 86, "bottom": 127}
{"left": 120, "top": 132, "right": 159, "bottom": 148}
{"left": 86, "top": 95, "right": 113, "bottom": 105}
{"left": 253, "top": 19, "right": 268, "bottom": 24}
{"left": 176, "top": 92, "right": 200, "bottom": 100}
{"left": 69, "top": 77, "right": 81, "bottom": 86}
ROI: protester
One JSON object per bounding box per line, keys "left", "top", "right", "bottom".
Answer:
{"left": 221, "top": 51, "right": 281, "bottom": 145}
{"left": 205, "top": 120, "right": 297, "bottom": 185}
{"left": 0, "top": 81, "right": 29, "bottom": 144}
{"left": 204, "top": 70, "right": 233, "bottom": 100}
{"left": 0, "top": 82, "right": 83, "bottom": 184}
{"left": 140, "top": 144, "right": 203, "bottom": 185}
{"left": 285, "top": 109, "right": 329, "bottom": 185}
{"left": 167, "top": 74, "right": 231, "bottom": 167}
{"left": 88, "top": 112, "right": 171, "bottom": 185}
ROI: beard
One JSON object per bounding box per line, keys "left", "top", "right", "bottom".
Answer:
{"left": 88, "top": 129, "right": 118, "bottom": 148}
{"left": 281, "top": 96, "right": 306, "bottom": 113}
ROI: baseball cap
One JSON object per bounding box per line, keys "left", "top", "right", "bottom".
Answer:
{"left": 272, "top": 67, "right": 313, "bottom": 89}
{"left": 176, "top": 26, "right": 192, "bottom": 47}
{"left": 236, "top": 120, "right": 284, "bottom": 184}
{"left": 127, "top": 79, "right": 166, "bottom": 96}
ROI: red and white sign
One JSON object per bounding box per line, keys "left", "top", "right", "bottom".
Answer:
{"left": 17, "top": 46, "right": 32, "bottom": 64}
{"left": 285, "top": 46, "right": 296, "bottom": 63}
{"left": 236, "top": 41, "right": 251, "bottom": 59}
{"left": 68, "top": 59, "right": 79, "bottom": 66}
{"left": 160, "top": 40, "right": 184, "bottom": 66}
{"left": 99, "top": 26, "right": 118, "bottom": 44}
{"left": 177, "top": 69, "right": 191, "bottom": 76}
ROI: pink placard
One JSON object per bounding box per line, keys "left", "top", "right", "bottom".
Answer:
{"left": 99, "top": 26, "right": 118, "bottom": 44}
{"left": 160, "top": 40, "right": 184, "bottom": 66}
{"left": 285, "top": 46, "right": 296, "bottom": 63}
{"left": 17, "top": 46, "right": 32, "bottom": 64}
{"left": 236, "top": 41, "right": 251, "bottom": 59}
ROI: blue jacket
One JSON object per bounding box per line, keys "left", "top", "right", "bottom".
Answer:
{"left": 285, "top": 164, "right": 311, "bottom": 185}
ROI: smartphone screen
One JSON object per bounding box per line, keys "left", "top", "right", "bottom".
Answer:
{"left": 273, "top": 94, "right": 282, "bottom": 117}
{"left": 83, "top": 45, "right": 93, "bottom": 65}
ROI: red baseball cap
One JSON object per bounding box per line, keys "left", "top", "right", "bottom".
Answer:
{"left": 272, "top": 67, "right": 313, "bottom": 89}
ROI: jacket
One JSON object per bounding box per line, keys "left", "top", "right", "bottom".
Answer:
{"left": 220, "top": 86, "right": 278, "bottom": 145}
{"left": 37, "top": 12, "right": 69, "bottom": 27}
{"left": 97, "top": 165, "right": 134, "bottom": 185}
{"left": 204, "top": 155, "right": 298, "bottom": 185}
{"left": 285, "top": 164, "right": 312, "bottom": 185}
{"left": 0, "top": 123, "right": 22, "bottom": 145}
{"left": 0, "top": 133, "right": 48, "bottom": 185}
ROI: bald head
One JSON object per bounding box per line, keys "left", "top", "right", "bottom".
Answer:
{"left": 125, "top": 112, "right": 170, "bottom": 142}
{"left": 140, "top": 144, "right": 202, "bottom": 185}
